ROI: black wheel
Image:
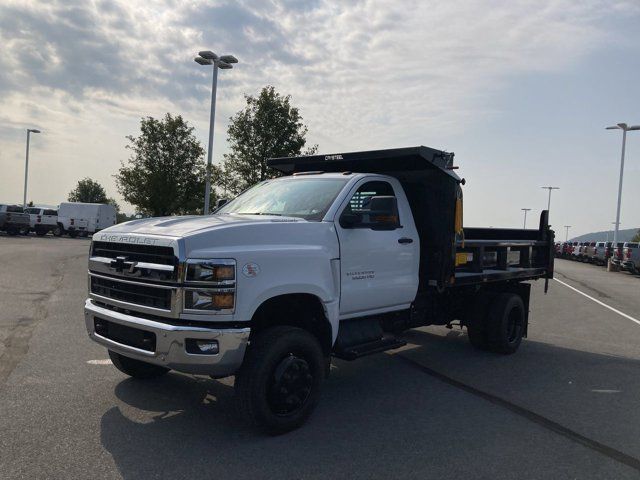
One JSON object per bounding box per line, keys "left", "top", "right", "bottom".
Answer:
{"left": 6, "top": 226, "right": 18, "bottom": 236}
{"left": 19, "top": 228, "right": 29, "bottom": 236}
{"left": 79, "top": 231, "right": 89, "bottom": 238}
{"left": 108, "top": 350, "right": 169, "bottom": 379}
{"left": 35, "top": 228, "right": 47, "bottom": 236}
{"left": 486, "top": 293, "right": 525, "bottom": 354}
{"left": 235, "top": 326, "right": 324, "bottom": 435}
{"left": 53, "top": 225, "right": 63, "bottom": 237}
{"left": 68, "top": 230, "right": 78, "bottom": 238}
{"left": 466, "top": 294, "right": 492, "bottom": 350}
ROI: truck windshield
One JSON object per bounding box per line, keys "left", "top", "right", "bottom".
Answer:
{"left": 217, "top": 177, "right": 348, "bottom": 221}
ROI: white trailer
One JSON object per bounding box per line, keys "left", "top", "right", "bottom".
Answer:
{"left": 56, "top": 202, "right": 117, "bottom": 237}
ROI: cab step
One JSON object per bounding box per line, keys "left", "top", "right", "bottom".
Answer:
{"left": 334, "top": 336, "right": 407, "bottom": 361}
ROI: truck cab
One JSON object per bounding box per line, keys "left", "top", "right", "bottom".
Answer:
{"left": 84, "top": 146, "right": 554, "bottom": 433}
{"left": 0, "top": 205, "right": 30, "bottom": 235}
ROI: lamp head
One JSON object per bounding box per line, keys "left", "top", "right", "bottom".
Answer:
{"left": 198, "top": 51, "right": 218, "bottom": 60}
{"left": 219, "top": 55, "right": 238, "bottom": 64}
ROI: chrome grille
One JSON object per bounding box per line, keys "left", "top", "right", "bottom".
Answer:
{"left": 91, "top": 241, "right": 176, "bottom": 265}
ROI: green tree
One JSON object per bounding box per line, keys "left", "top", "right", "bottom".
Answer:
{"left": 115, "top": 113, "right": 208, "bottom": 216}
{"left": 68, "top": 178, "right": 109, "bottom": 203}
{"left": 68, "top": 177, "right": 120, "bottom": 211}
{"left": 632, "top": 230, "right": 640, "bottom": 242}
{"left": 214, "top": 85, "right": 317, "bottom": 195}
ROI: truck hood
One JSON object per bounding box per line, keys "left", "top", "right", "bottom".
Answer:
{"left": 101, "top": 214, "right": 305, "bottom": 237}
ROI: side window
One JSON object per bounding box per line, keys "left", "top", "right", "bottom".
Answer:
{"left": 44, "top": 209, "right": 57, "bottom": 216}
{"left": 341, "top": 181, "right": 400, "bottom": 230}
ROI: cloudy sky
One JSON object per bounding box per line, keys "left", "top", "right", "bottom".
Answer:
{"left": 1, "top": 0, "right": 639, "bottom": 237}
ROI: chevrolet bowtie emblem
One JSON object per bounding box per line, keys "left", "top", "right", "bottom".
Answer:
{"left": 110, "top": 256, "right": 137, "bottom": 273}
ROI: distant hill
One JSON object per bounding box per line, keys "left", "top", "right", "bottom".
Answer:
{"left": 568, "top": 227, "right": 640, "bottom": 243}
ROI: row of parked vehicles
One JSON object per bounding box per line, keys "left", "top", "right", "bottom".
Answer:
{"left": 0, "top": 202, "right": 117, "bottom": 237}
{"left": 555, "top": 240, "right": 640, "bottom": 273}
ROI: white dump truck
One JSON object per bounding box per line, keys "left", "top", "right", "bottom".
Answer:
{"left": 84, "top": 146, "right": 554, "bottom": 433}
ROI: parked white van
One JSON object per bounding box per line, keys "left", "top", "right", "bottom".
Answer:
{"left": 56, "top": 202, "right": 117, "bottom": 237}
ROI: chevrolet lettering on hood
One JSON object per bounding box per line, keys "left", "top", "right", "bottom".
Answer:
{"left": 96, "top": 234, "right": 160, "bottom": 245}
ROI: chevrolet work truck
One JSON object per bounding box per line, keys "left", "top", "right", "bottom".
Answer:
{"left": 84, "top": 146, "right": 554, "bottom": 434}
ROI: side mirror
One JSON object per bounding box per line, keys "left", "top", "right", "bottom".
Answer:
{"left": 368, "top": 196, "right": 400, "bottom": 230}
{"left": 215, "top": 198, "right": 229, "bottom": 209}
{"left": 339, "top": 213, "right": 359, "bottom": 229}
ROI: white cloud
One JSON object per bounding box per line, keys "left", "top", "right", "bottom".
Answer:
{"left": 0, "top": 0, "right": 638, "bottom": 227}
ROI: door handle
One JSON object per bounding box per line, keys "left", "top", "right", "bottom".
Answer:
{"left": 398, "top": 237, "right": 414, "bottom": 244}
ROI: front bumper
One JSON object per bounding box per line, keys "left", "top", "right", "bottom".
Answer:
{"left": 84, "top": 299, "right": 250, "bottom": 376}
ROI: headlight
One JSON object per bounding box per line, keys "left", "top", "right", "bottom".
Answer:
{"left": 185, "top": 259, "right": 235, "bottom": 284}
{"left": 184, "top": 289, "right": 235, "bottom": 312}
{"left": 183, "top": 259, "right": 236, "bottom": 313}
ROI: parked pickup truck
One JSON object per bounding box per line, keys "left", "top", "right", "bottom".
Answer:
{"left": 84, "top": 146, "right": 554, "bottom": 433}
{"left": 593, "top": 241, "right": 612, "bottom": 266}
{"left": 0, "top": 204, "right": 30, "bottom": 235}
{"left": 621, "top": 242, "right": 639, "bottom": 273}
{"left": 611, "top": 242, "right": 625, "bottom": 266}
{"left": 24, "top": 207, "right": 58, "bottom": 236}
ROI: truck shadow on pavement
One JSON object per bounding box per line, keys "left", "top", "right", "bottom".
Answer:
{"left": 100, "top": 330, "right": 640, "bottom": 480}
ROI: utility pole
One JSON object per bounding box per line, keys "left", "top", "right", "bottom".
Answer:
{"left": 194, "top": 51, "right": 238, "bottom": 215}
{"left": 540, "top": 186, "right": 559, "bottom": 217}
{"left": 564, "top": 225, "right": 571, "bottom": 242}
{"left": 23, "top": 128, "right": 41, "bottom": 207}
{"left": 521, "top": 208, "right": 531, "bottom": 229}
{"left": 606, "top": 123, "right": 639, "bottom": 245}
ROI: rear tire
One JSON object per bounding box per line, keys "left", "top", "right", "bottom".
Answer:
{"left": 35, "top": 228, "right": 47, "bottom": 236}
{"left": 53, "top": 225, "right": 63, "bottom": 237}
{"left": 68, "top": 230, "right": 78, "bottom": 238}
{"left": 486, "top": 293, "right": 525, "bottom": 354}
{"left": 235, "top": 326, "right": 324, "bottom": 435}
{"left": 108, "top": 350, "right": 169, "bottom": 379}
{"left": 6, "top": 226, "right": 18, "bottom": 236}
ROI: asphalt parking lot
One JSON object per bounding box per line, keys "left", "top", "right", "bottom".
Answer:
{"left": 1, "top": 235, "right": 640, "bottom": 479}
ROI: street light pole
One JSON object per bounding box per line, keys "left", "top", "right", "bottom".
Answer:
{"left": 23, "top": 128, "right": 41, "bottom": 208}
{"left": 564, "top": 225, "right": 571, "bottom": 242}
{"left": 521, "top": 208, "right": 531, "bottom": 229}
{"left": 606, "top": 123, "right": 639, "bottom": 245}
{"left": 540, "top": 186, "right": 559, "bottom": 215}
{"left": 195, "top": 51, "right": 238, "bottom": 215}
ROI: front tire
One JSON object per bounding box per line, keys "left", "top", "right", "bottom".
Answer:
{"left": 68, "top": 230, "right": 78, "bottom": 238}
{"left": 235, "top": 326, "right": 324, "bottom": 435}
{"left": 53, "top": 225, "right": 63, "bottom": 236}
{"left": 108, "top": 350, "right": 169, "bottom": 379}
{"left": 486, "top": 293, "right": 525, "bottom": 354}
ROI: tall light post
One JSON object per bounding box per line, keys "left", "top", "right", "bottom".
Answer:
{"left": 607, "top": 221, "right": 619, "bottom": 242}
{"left": 606, "top": 123, "right": 639, "bottom": 245}
{"left": 540, "top": 186, "right": 559, "bottom": 216}
{"left": 194, "top": 50, "right": 238, "bottom": 215}
{"left": 521, "top": 208, "right": 531, "bottom": 229}
{"left": 23, "top": 128, "right": 41, "bottom": 207}
{"left": 564, "top": 225, "right": 571, "bottom": 242}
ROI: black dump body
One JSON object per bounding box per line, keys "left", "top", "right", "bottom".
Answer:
{"left": 268, "top": 146, "right": 554, "bottom": 291}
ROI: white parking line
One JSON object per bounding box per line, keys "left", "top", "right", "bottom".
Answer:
{"left": 554, "top": 278, "right": 640, "bottom": 327}
{"left": 86, "top": 359, "right": 112, "bottom": 365}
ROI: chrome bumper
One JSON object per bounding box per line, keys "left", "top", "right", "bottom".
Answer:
{"left": 84, "top": 299, "right": 250, "bottom": 376}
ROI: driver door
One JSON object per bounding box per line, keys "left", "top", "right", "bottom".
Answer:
{"left": 336, "top": 179, "right": 420, "bottom": 316}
